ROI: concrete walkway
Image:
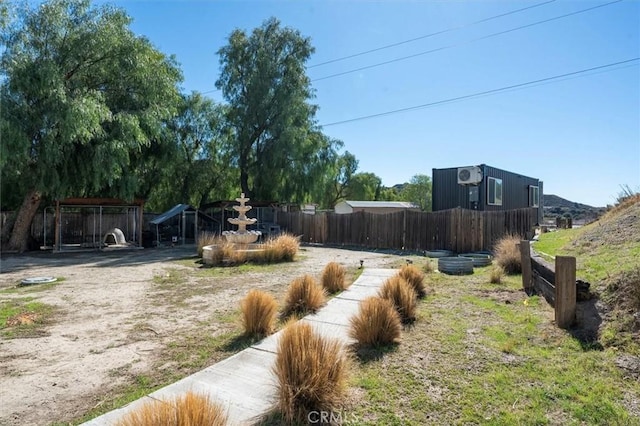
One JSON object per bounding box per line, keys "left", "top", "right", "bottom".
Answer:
{"left": 83, "top": 268, "right": 396, "bottom": 426}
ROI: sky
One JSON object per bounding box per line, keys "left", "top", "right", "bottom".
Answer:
{"left": 98, "top": 0, "right": 638, "bottom": 207}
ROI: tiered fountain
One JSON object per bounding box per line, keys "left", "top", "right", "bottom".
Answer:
{"left": 222, "top": 193, "right": 262, "bottom": 244}
{"left": 202, "top": 193, "right": 263, "bottom": 265}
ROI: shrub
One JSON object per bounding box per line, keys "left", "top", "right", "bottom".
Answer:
{"left": 321, "top": 262, "right": 347, "bottom": 293}
{"left": 274, "top": 321, "right": 348, "bottom": 424}
{"left": 240, "top": 289, "right": 278, "bottom": 337}
{"left": 349, "top": 297, "right": 401, "bottom": 347}
{"left": 494, "top": 234, "right": 523, "bottom": 275}
{"left": 422, "top": 261, "right": 434, "bottom": 274}
{"left": 115, "top": 391, "right": 227, "bottom": 426}
{"left": 197, "top": 231, "right": 218, "bottom": 257}
{"left": 283, "top": 275, "right": 326, "bottom": 317}
{"left": 378, "top": 276, "right": 417, "bottom": 323}
{"left": 222, "top": 240, "right": 247, "bottom": 265}
{"left": 270, "top": 233, "right": 300, "bottom": 262}
{"left": 398, "top": 264, "right": 427, "bottom": 298}
{"left": 489, "top": 265, "right": 505, "bottom": 284}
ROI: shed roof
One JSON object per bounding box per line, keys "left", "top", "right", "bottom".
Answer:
{"left": 342, "top": 201, "right": 419, "bottom": 209}
{"left": 150, "top": 204, "right": 194, "bottom": 225}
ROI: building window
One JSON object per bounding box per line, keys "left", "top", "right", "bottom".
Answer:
{"left": 529, "top": 185, "right": 540, "bottom": 207}
{"left": 487, "top": 177, "right": 503, "bottom": 206}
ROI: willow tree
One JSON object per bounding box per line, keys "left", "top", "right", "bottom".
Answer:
{"left": 216, "top": 18, "right": 333, "bottom": 201}
{"left": 1, "top": 0, "right": 182, "bottom": 251}
{"left": 144, "top": 92, "right": 236, "bottom": 210}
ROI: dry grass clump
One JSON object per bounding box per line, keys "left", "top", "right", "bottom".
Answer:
{"left": 605, "top": 192, "right": 640, "bottom": 219}
{"left": 349, "top": 297, "right": 402, "bottom": 347}
{"left": 197, "top": 231, "right": 218, "bottom": 257}
{"left": 256, "top": 233, "right": 300, "bottom": 264}
{"left": 378, "top": 276, "right": 417, "bottom": 324}
{"left": 321, "top": 262, "right": 347, "bottom": 293}
{"left": 489, "top": 265, "right": 505, "bottom": 284}
{"left": 240, "top": 289, "right": 278, "bottom": 337}
{"left": 274, "top": 321, "right": 349, "bottom": 424}
{"left": 398, "top": 264, "right": 427, "bottom": 298}
{"left": 283, "top": 275, "right": 327, "bottom": 317}
{"left": 422, "top": 260, "right": 434, "bottom": 274}
{"left": 494, "top": 234, "right": 523, "bottom": 275}
{"left": 265, "top": 233, "right": 300, "bottom": 262}
{"left": 115, "top": 391, "right": 227, "bottom": 426}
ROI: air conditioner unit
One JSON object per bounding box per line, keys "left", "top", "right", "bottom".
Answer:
{"left": 457, "top": 166, "right": 482, "bottom": 185}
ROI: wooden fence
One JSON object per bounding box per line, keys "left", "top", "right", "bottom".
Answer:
{"left": 520, "top": 241, "right": 576, "bottom": 329}
{"left": 276, "top": 207, "right": 537, "bottom": 253}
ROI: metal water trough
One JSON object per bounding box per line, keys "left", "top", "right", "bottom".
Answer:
{"left": 458, "top": 253, "right": 493, "bottom": 267}
{"left": 438, "top": 257, "right": 474, "bottom": 275}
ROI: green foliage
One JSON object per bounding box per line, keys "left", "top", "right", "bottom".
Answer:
{"left": 142, "top": 92, "right": 235, "bottom": 210}
{"left": 1, "top": 0, "right": 183, "bottom": 203}
{"left": 399, "top": 174, "right": 432, "bottom": 211}
{"left": 347, "top": 172, "right": 382, "bottom": 201}
{"left": 216, "top": 17, "right": 338, "bottom": 202}
{"left": 313, "top": 150, "right": 358, "bottom": 209}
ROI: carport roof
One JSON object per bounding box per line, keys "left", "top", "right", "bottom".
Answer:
{"left": 149, "top": 204, "right": 194, "bottom": 225}
{"left": 342, "top": 201, "right": 419, "bottom": 209}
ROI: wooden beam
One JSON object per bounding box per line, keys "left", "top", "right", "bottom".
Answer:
{"left": 555, "top": 256, "right": 576, "bottom": 329}
{"left": 520, "top": 240, "right": 533, "bottom": 294}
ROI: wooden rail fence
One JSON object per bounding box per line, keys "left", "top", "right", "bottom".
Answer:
{"left": 276, "top": 207, "right": 537, "bottom": 253}
{"left": 520, "top": 241, "right": 576, "bottom": 329}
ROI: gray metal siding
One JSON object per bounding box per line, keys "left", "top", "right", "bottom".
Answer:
{"left": 432, "top": 167, "right": 470, "bottom": 211}
{"left": 481, "top": 165, "right": 536, "bottom": 211}
{"left": 432, "top": 164, "right": 542, "bottom": 222}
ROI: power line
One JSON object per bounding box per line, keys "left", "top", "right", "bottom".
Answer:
{"left": 312, "top": 0, "right": 622, "bottom": 82}
{"left": 320, "top": 58, "right": 639, "bottom": 127}
{"left": 308, "top": 0, "right": 557, "bottom": 68}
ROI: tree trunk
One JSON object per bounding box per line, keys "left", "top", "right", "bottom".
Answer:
{"left": 6, "top": 190, "right": 42, "bottom": 253}
{"left": 240, "top": 166, "right": 250, "bottom": 197}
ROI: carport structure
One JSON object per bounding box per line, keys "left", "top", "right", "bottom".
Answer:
{"left": 54, "top": 198, "right": 144, "bottom": 251}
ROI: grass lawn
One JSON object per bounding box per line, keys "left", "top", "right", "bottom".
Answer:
{"left": 349, "top": 265, "right": 640, "bottom": 425}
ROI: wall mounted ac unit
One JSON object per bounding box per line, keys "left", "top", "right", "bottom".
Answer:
{"left": 457, "top": 166, "right": 482, "bottom": 185}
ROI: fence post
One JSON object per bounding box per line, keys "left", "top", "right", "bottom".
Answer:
{"left": 555, "top": 256, "right": 576, "bottom": 329}
{"left": 520, "top": 240, "right": 532, "bottom": 294}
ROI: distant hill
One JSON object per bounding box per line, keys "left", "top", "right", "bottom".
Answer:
{"left": 543, "top": 194, "right": 605, "bottom": 223}
{"left": 543, "top": 194, "right": 598, "bottom": 210}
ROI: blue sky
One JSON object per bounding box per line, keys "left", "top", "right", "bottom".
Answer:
{"left": 102, "top": 0, "right": 638, "bottom": 207}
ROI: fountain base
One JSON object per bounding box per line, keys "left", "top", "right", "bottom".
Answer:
{"left": 202, "top": 243, "right": 266, "bottom": 266}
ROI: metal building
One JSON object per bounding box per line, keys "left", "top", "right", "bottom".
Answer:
{"left": 432, "top": 164, "right": 543, "bottom": 224}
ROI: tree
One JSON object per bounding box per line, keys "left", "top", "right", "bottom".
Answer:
{"left": 143, "top": 92, "right": 236, "bottom": 210}
{"left": 311, "top": 150, "right": 358, "bottom": 209}
{"left": 0, "top": 0, "right": 182, "bottom": 251}
{"left": 347, "top": 173, "right": 382, "bottom": 201}
{"left": 216, "top": 18, "right": 327, "bottom": 201}
{"left": 399, "top": 174, "right": 432, "bottom": 211}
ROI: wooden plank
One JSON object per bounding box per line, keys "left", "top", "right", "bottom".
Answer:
{"left": 555, "top": 256, "right": 576, "bottom": 329}
{"left": 532, "top": 272, "right": 555, "bottom": 306}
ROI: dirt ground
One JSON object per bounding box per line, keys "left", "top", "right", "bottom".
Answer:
{"left": 0, "top": 245, "right": 398, "bottom": 426}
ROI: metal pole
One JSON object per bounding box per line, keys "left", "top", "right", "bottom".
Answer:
{"left": 93, "top": 207, "right": 97, "bottom": 249}
{"left": 99, "top": 206, "right": 102, "bottom": 251}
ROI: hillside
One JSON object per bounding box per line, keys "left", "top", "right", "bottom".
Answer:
{"left": 543, "top": 194, "right": 606, "bottom": 222}
{"left": 535, "top": 196, "right": 640, "bottom": 356}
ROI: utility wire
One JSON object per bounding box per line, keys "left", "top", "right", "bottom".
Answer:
{"left": 312, "top": 0, "right": 622, "bottom": 82}
{"left": 320, "top": 58, "right": 639, "bottom": 127}
{"left": 308, "top": 0, "right": 557, "bottom": 68}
